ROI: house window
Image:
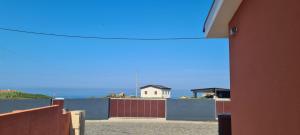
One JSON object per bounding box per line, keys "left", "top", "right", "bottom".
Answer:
{"left": 144, "top": 91, "right": 147, "bottom": 95}
{"left": 154, "top": 91, "right": 157, "bottom": 95}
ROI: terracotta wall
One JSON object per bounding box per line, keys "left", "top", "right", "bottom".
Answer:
{"left": 216, "top": 100, "right": 231, "bottom": 115}
{"left": 229, "top": 0, "right": 300, "bottom": 135}
{"left": 0, "top": 105, "right": 70, "bottom": 135}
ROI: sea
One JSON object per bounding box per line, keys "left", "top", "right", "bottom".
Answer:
{"left": 14, "top": 88, "right": 192, "bottom": 99}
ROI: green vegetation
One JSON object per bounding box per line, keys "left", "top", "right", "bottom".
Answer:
{"left": 0, "top": 91, "right": 51, "bottom": 99}
{"left": 106, "top": 92, "right": 126, "bottom": 98}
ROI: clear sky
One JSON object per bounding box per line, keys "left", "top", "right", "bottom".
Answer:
{"left": 0, "top": 0, "right": 229, "bottom": 91}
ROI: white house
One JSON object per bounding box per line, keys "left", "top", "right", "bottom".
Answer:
{"left": 140, "top": 85, "right": 171, "bottom": 98}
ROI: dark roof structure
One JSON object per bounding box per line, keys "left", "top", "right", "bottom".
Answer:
{"left": 140, "top": 85, "right": 171, "bottom": 90}
{"left": 191, "top": 88, "right": 230, "bottom": 92}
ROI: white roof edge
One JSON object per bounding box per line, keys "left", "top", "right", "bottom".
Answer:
{"left": 204, "top": 0, "right": 225, "bottom": 38}
{"left": 204, "top": 0, "right": 243, "bottom": 38}
{"left": 54, "top": 97, "right": 64, "bottom": 100}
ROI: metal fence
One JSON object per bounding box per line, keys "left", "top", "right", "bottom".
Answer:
{"left": 64, "top": 98, "right": 109, "bottom": 120}
{"left": 0, "top": 99, "right": 51, "bottom": 114}
{"left": 109, "top": 98, "right": 165, "bottom": 118}
{"left": 0, "top": 98, "right": 109, "bottom": 120}
{"left": 0, "top": 98, "right": 219, "bottom": 121}
{"left": 166, "top": 99, "right": 216, "bottom": 121}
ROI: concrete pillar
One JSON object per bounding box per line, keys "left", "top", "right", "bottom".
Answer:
{"left": 70, "top": 110, "right": 85, "bottom": 135}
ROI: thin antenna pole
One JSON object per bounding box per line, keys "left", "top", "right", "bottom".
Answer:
{"left": 135, "top": 72, "right": 138, "bottom": 98}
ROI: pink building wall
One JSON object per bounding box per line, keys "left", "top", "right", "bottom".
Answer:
{"left": 229, "top": 0, "right": 300, "bottom": 134}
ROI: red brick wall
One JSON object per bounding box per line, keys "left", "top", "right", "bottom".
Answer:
{"left": 229, "top": 0, "right": 300, "bottom": 135}
{"left": 0, "top": 105, "right": 70, "bottom": 135}
{"left": 216, "top": 100, "right": 231, "bottom": 115}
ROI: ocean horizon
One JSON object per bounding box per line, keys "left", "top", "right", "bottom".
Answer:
{"left": 5, "top": 88, "right": 193, "bottom": 99}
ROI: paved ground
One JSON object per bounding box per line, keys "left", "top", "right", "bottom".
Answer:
{"left": 85, "top": 119, "right": 218, "bottom": 135}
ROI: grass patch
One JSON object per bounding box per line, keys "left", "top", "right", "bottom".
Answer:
{"left": 0, "top": 91, "right": 51, "bottom": 99}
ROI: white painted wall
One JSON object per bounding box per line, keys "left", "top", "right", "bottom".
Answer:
{"left": 140, "top": 87, "right": 171, "bottom": 98}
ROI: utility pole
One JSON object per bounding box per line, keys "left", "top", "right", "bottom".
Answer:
{"left": 135, "top": 72, "right": 139, "bottom": 98}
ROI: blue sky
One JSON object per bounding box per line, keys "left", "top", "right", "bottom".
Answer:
{"left": 0, "top": 0, "right": 229, "bottom": 91}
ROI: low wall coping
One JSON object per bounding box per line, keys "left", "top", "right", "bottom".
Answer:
{"left": 0, "top": 105, "right": 59, "bottom": 117}
{"left": 54, "top": 98, "right": 65, "bottom": 100}
{"left": 215, "top": 98, "right": 231, "bottom": 101}
{"left": 109, "top": 98, "right": 166, "bottom": 100}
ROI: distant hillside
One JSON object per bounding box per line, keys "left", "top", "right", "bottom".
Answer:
{"left": 0, "top": 90, "right": 51, "bottom": 99}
